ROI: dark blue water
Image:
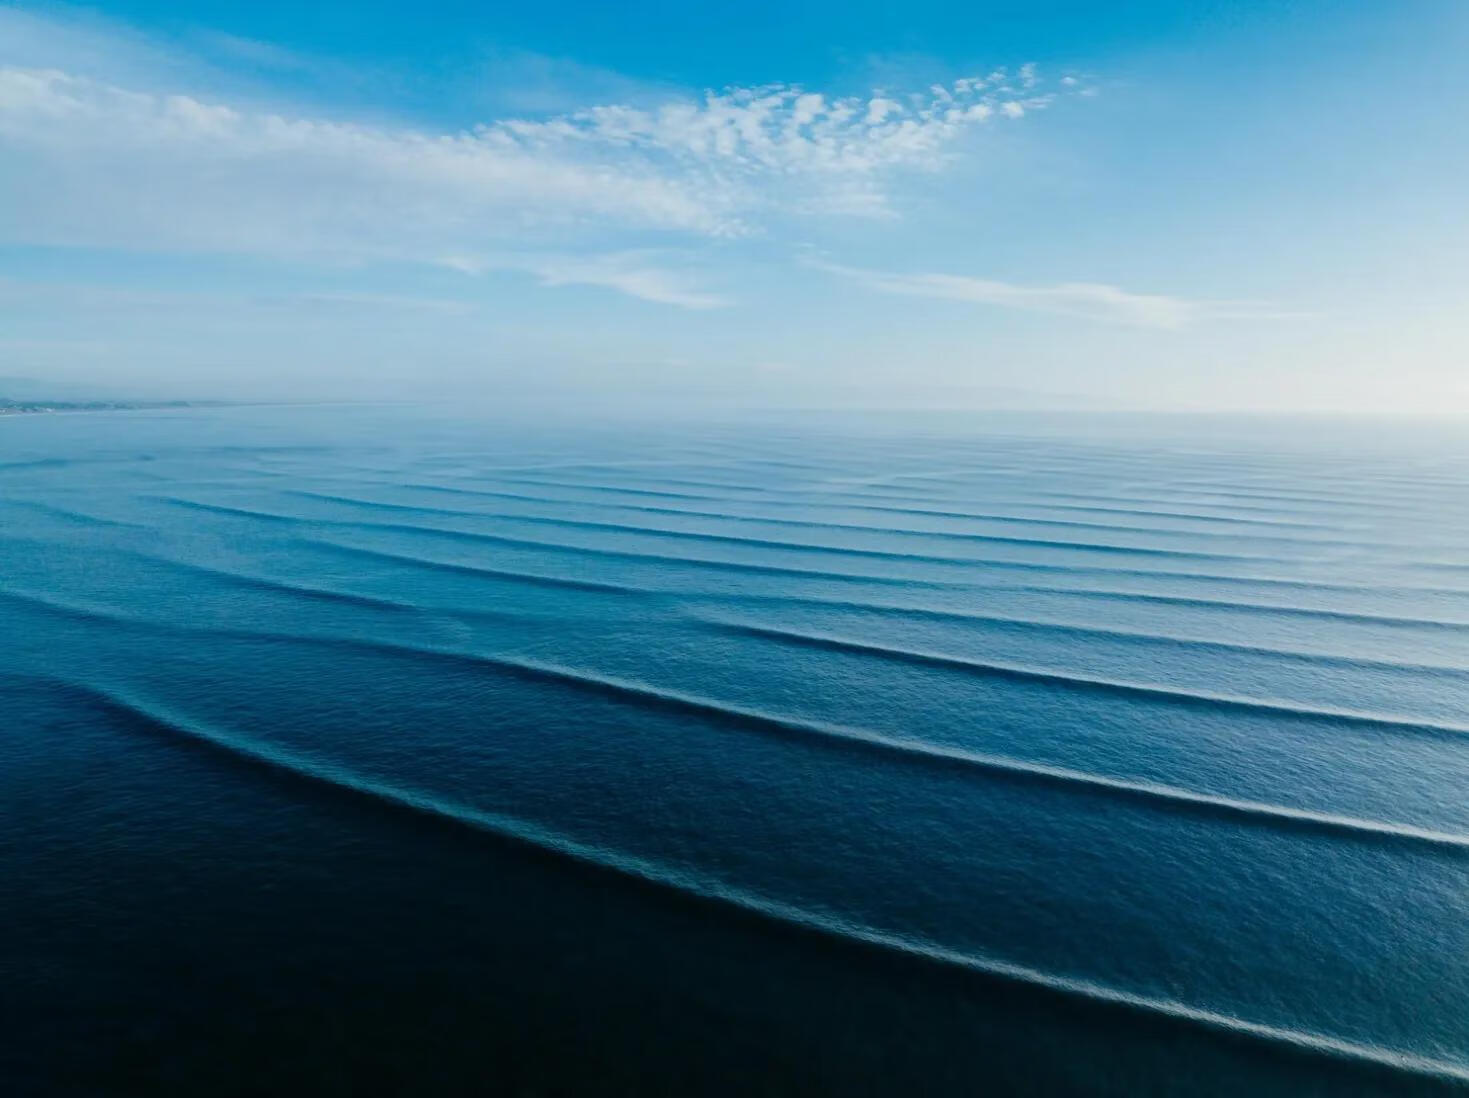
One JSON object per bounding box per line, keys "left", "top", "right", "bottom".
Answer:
{"left": 3, "top": 405, "right": 1467, "bottom": 1096}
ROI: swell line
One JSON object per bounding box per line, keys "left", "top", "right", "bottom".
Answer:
{"left": 1023, "top": 489, "right": 1356, "bottom": 520}
{"left": 495, "top": 460, "right": 1379, "bottom": 510}
{"left": 1, "top": 499, "right": 145, "bottom": 528}
{"left": 690, "top": 594, "right": 1469, "bottom": 677}
{"left": 8, "top": 586, "right": 1467, "bottom": 849}
{"left": 0, "top": 457, "right": 70, "bottom": 473}
{"left": 158, "top": 494, "right": 1267, "bottom": 566}
{"left": 488, "top": 472, "right": 1324, "bottom": 527}
{"left": 472, "top": 470, "right": 1325, "bottom": 525}
{"left": 152, "top": 497, "right": 816, "bottom": 588}
{"left": 280, "top": 486, "right": 1469, "bottom": 599}
{"left": 707, "top": 620, "right": 1469, "bottom": 741}
{"left": 157, "top": 497, "right": 299, "bottom": 523}
{"left": 976, "top": 499, "right": 1341, "bottom": 531}
{"left": 115, "top": 552, "right": 458, "bottom": 616}
{"left": 282, "top": 486, "right": 1379, "bottom": 558}
{"left": 50, "top": 677, "right": 1469, "bottom": 1088}
{"left": 286, "top": 484, "right": 1313, "bottom": 543}
{"left": 295, "top": 540, "right": 648, "bottom": 596}
{"left": 166, "top": 503, "right": 988, "bottom": 591}
{"left": 64, "top": 542, "right": 1468, "bottom": 677}
{"left": 1020, "top": 585, "right": 1469, "bottom": 630}
{"left": 463, "top": 477, "right": 715, "bottom": 501}
{"left": 708, "top": 581, "right": 1469, "bottom": 636}
{"left": 298, "top": 537, "right": 875, "bottom": 592}
{"left": 1155, "top": 484, "right": 1418, "bottom": 509}
{"left": 133, "top": 497, "right": 1469, "bottom": 630}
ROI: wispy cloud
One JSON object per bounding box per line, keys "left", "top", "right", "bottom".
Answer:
{"left": 0, "top": 67, "right": 733, "bottom": 245}
{"left": 441, "top": 252, "right": 730, "bottom": 309}
{"left": 0, "top": 3, "right": 1078, "bottom": 274}
{"left": 0, "top": 66, "right": 1064, "bottom": 243}
{"left": 496, "top": 71, "right": 1055, "bottom": 176}
{"left": 812, "top": 261, "right": 1278, "bottom": 328}
{"left": 0, "top": 9, "right": 1091, "bottom": 309}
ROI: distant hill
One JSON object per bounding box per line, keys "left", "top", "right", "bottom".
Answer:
{"left": 0, "top": 375, "right": 224, "bottom": 413}
{"left": 0, "top": 397, "right": 208, "bottom": 414}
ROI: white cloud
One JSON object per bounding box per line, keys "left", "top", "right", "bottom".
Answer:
{"left": 0, "top": 9, "right": 1080, "bottom": 308}
{"left": 814, "top": 262, "right": 1272, "bottom": 329}
{"left": 520, "top": 256, "right": 730, "bottom": 309}
{"left": 441, "top": 252, "right": 730, "bottom": 309}
{"left": 0, "top": 57, "right": 1065, "bottom": 247}
{"left": 502, "top": 80, "right": 1056, "bottom": 178}
{"left": 0, "top": 67, "right": 735, "bottom": 247}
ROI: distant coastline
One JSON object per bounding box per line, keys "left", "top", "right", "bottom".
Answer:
{"left": 0, "top": 398, "right": 225, "bottom": 416}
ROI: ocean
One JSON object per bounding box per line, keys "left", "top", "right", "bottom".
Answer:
{"left": 2, "top": 404, "right": 1467, "bottom": 1096}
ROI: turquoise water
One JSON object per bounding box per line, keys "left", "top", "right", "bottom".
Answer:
{"left": 3, "top": 405, "right": 1467, "bottom": 1095}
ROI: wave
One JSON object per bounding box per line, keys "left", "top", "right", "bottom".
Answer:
{"left": 122, "top": 553, "right": 445, "bottom": 616}
{"left": 519, "top": 479, "right": 1356, "bottom": 536}
{"left": 496, "top": 471, "right": 1285, "bottom": 523}
{"left": 491, "top": 469, "right": 1275, "bottom": 515}
{"left": 147, "top": 497, "right": 1469, "bottom": 629}
{"left": 313, "top": 532, "right": 1195, "bottom": 602}
{"left": 709, "top": 620, "right": 1469, "bottom": 740}
{"left": 157, "top": 497, "right": 301, "bottom": 524}
{"left": 697, "top": 596, "right": 1469, "bottom": 677}
{"left": 279, "top": 486, "right": 1469, "bottom": 600}
{"left": 92, "top": 497, "right": 1469, "bottom": 632}
{"left": 284, "top": 486, "right": 1373, "bottom": 557}
{"left": 704, "top": 579, "right": 1469, "bottom": 637}
{"left": 161, "top": 492, "right": 1270, "bottom": 566}
{"left": 2, "top": 499, "right": 144, "bottom": 528}
{"left": 996, "top": 499, "right": 1342, "bottom": 531}
{"left": 988, "top": 582, "right": 1469, "bottom": 631}
{"left": 297, "top": 540, "right": 649, "bottom": 596}
{"left": 1153, "top": 484, "right": 1419, "bottom": 510}
{"left": 479, "top": 476, "right": 716, "bottom": 501}
{"left": 8, "top": 585, "right": 1466, "bottom": 849}
{"left": 1023, "top": 489, "right": 1348, "bottom": 520}
{"left": 403, "top": 502, "right": 1281, "bottom": 563}
{"left": 17, "top": 502, "right": 1462, "bottom": 678}
{"left": 517, "top": 471, "right": 808, "bottom": 495}
{"left": 44, "top": 675, "right": 1469, "bottom": 1088}
{"left": 67, "top": 541, "right": 1467, "bottom": 678}
{"left": 480, "top": 464, "right": 1382, "bottom": 524}
{"left": 0, "top": 538, "right": 440, "bottom": 620}
{"left": 185, "top": 512, "right": 994, "bottom": 593}
{"left": 156, "top": 497, "right": 799, "bottom": 583}
{"left": 0, "top": 457, "right": 71, "bottom": 473}
{"left": 1420, "top": 561, "right": 1469, "bottom": 574}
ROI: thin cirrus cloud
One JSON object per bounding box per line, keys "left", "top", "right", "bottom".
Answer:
{"left": 0, "top": 13, "right": 1071, "bottom": 308}
{"left": 440, "top": 252, "right": 732, "bottom": 309}
{"left": 811, "top": 261, "right": 1277, "bottom": 329}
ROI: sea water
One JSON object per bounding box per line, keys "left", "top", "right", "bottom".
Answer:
{"left": 2, "top": 405, "right": 1467, "bottom": 1095}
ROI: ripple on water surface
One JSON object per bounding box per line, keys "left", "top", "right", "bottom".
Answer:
{"left": 2, "top": 406, "right": 1468, "bottom": 1096}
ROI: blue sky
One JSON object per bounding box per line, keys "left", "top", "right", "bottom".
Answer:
{"left": 2, "top": 1, "right": 1466, "bottom": 411}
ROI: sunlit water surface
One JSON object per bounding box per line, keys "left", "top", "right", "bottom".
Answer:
{"left": 3, "top": 405, "right": 1468, "bottom": 1096}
